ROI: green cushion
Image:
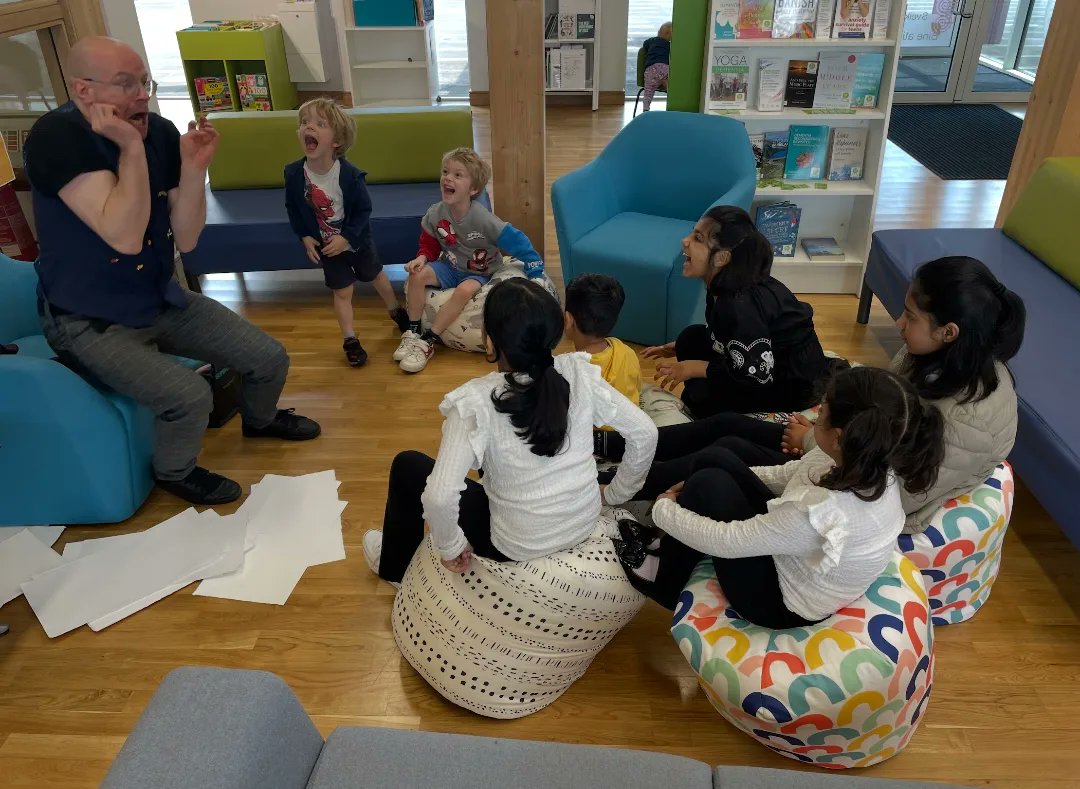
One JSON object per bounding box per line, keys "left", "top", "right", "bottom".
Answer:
{"left": 1002, "top": 157, "right": 1080, "bottom": 289}
{"left": 206, "top": 106, "right": 474, "bottom": 190}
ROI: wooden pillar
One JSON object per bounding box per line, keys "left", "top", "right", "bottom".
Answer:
{"left": 485, "top": 0, "right": 545, "bottom": 255}
{"left": 997, "top": 2, "right": 1080, "bottom": 225}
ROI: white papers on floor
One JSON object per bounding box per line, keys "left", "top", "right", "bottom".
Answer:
{"left": 0, "top": 525, "right": 65, "bottom": 548}
{"left": 194, "top": 471, "right": 346, "bottom": 605}
{"left": 0, "top": 529, "right": 64, "bottom": 608}
{"left": 21, "top": 508, "right": 247, "bottom": 638}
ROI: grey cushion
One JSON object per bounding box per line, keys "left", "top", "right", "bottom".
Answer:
{"left": 305, "top": 727, "right": 712, "bottom": 789}
{"left": 715, "top": 766, "right": 971, "bottom": 788}
{"left": 102, "top": 667, "right": 324, "bottom": 789}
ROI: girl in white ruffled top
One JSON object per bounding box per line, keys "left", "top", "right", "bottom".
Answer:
{"left": 616, "top": 367, "right": 944, "bottom": 628}
{"left": 365, "top": 278, "right": 658, "bottom": 586}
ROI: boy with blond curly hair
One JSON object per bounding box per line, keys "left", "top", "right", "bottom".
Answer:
{"left": 285, "top": 98, "right": 408, "bottom": 367}
{"left": 394, "top": 147, "right": 545, "bottom": 373}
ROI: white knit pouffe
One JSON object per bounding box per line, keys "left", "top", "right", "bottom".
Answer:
{"left": 406, "top": 259, "right": 561, "bottom": 353}
{"left": 391, "top": 508, "right": 645, "bottom": 719}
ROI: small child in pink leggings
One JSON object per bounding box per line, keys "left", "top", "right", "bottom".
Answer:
{"left": 642, "top": 22, "right": 671, "bottom": 112}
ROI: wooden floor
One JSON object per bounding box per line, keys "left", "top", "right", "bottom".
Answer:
{"left": 2, "top": 106, "right": 1077, "bottom": 788}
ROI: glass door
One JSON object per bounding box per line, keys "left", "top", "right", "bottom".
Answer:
{"left": 956, "top": 0, "right": 1055, "bottom": 102}
{"left": 895, "top": 0, "right": 983, "bottom": 102}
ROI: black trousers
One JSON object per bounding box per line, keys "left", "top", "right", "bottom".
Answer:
{"left": 629, "top": 448, "right": 823, "bottom": 629}
{"left": 378, "top": 450, "right": 509, "bottom": 583}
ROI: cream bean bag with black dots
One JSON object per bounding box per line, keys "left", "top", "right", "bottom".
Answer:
{"left": 391, "top": 507, "right": 645, "bottom": 719}
{"left": 406, "top": 259, "right": 561, "bottom": 353}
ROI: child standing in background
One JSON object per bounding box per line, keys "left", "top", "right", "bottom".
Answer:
{"left": 564, "top": 274, "right": 641, "bottom": 409}
{"left": 641, "top": 22, "right": 672, "bottom": 112}
{"left": 285, "top": 98, "right": 408, "bottom": 367}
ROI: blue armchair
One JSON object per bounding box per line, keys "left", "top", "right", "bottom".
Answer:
{"left": 0, "top": 254, "right": 154, "bottom": 525}
{"left": 551, "top": 111, "right": 756, "bottom": 345}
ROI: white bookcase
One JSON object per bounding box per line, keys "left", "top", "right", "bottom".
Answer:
{"left": 544, "top": 0, "right": 602, "bottom": 111}
{"left": 699, "top": 0, "right": 905, "bottom": 294}
{"left": 344, "top": 22, "right": 439, "bottom": 107}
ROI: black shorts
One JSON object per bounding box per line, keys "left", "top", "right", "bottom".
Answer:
{"left": 321, "top": 243, "right": 382, "bottom": 290}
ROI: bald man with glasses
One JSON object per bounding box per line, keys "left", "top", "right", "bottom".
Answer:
{"left": 23, "top": 37, "right": 321, "bottom": 507}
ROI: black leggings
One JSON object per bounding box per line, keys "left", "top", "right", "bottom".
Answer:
{"left": 378, "top": 450, "right": 509, "bottom": 583}
{"left": 628, "top": 448, "right": 823, "bottom": 629}
{"left": 601, "top": 413, "right": 789, "bottom": 500}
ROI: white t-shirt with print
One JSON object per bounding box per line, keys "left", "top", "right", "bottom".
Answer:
{"left": 303, "top": 159, "right": 344, "bottom": 243}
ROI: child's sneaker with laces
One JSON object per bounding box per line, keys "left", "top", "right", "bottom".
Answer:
{"left": 399, "top": 333, "right": 434, "bottom": 373}
{"left": 393, "top": 330, "right": 418, "bottom": 362}
{"left": 342, "top": 337, "right": 368, "bottom": 367}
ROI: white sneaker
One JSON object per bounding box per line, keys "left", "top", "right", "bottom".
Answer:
{"left": 362, "top": 530, "right": 399, "bottom": 589}
{"left": 399, "top": 333, "right": 434, "bottom": 373}
{"left": 393, "top": 330, "right": 417, "bottom": 362}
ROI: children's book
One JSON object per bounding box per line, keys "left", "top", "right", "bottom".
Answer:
{"left": 772, "top": 0, "right": 816, "bottom": 39}
{"left": 748, "top": 132, "right": 765, "bottom": 180}
{"left": 783, "top": 59, "right": 818, "bottom": 108}
{"left": 738, "top": 0, "right": 774, "bottom": 39}
{"left": 761, "top": 130, "right": 790, "bottom": 180}
{"left": 713, "top": 0, "right": 739, "bottom": 39}
{"left": 784, "top": 124, "right": 830, "bottom": 180}
{"left": 813, "top": 53, "right": 858, "bottom": 109}
{"left": 194, "top": 77, "right": 232, "bottom": 111}
{"left": 801, "top": 237, "right": 845, "bottom": 260}
{"left": 826, "top": 126, "right": 867, "bottom": 180}
{"left": 850, "top": 52, "right": 885, "bottom": 107}
{"left": 757, "top": 58, "right": 785, "bottom": 111}
{"left": 832, "top": 0, "right": 874, "bottom": 38}
{"left": 814, "top": 0, "right": 835, "bottom": 38}
{"left": 708, "top": 49, "right": 750, "bottom": 109}
{"left": 755, "top": 202, "right": 802, "bottom": 257}
{"left": 236, "top": 73, "right": 271, "bottom": 110}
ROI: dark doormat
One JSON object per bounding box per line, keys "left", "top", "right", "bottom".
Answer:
{"left": 887, "top": 104, "right": 1022, "bottom": 180}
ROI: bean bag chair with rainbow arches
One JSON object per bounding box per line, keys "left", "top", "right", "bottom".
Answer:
{"left": 671, "top": 552, "right": 934, "bottom": 769}
{"left": 898, "top": 462, "right": 1014, "bottom": 626}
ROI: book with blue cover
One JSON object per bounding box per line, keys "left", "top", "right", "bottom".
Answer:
{"left": 851, "top": 52, "right": 885, "bottom": 108}
{"left": 756, "top": 202, "right": 802, "bottom": 258}
{"left": 761, "top": 130, "right": 790, "bottom": 180}
{"left": 802, "top": 237, "right": 845, "bottom": 260}
{"left": 713, "top": 0, "right": 739, "bottom": 39}
{"left": 784, "top": 124, "right": 830, "bottom": 180}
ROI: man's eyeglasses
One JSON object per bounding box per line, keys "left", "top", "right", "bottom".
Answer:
{"left": 80, "top": 76, "right": 159, "bottom": 97}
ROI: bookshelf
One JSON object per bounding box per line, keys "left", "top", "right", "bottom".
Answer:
{"left": 344, "top": 23, "right": 439, "bottom": 107}
{"left": 176, "top": 22, "right": 298, "bottom": 116}
{"left": 543, "top": 0, "right": 602, "bottom": 111}
{"left": 699, "top": 0, "right": 905, "bottom": 295}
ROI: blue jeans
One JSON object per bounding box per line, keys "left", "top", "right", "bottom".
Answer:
{"left": 429, "top": 260, "right": 491, "bottom": 289}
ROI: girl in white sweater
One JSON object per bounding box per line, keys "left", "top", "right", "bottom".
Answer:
{"left": 616, "top": 367, "right": 943, "bottom": 628}
{"left": 365, "top": 278, "right": 658, "bottom": 585}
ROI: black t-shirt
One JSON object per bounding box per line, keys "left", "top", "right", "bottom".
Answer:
{"left": 25, "top": 107, "right": 181, "bottom": 197}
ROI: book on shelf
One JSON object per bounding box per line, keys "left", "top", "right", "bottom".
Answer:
{"left": 784, "top": 124, "right": 830, "bottom": 180}
{"left": 872, "top": 0, "right": 889, "bottom": 38}
{"left": 547, "top": 48, "right": 562, "bottom": 89}
{"left": 576, "top": 13, "right": 595, "bottom": 38}
{"left": 761, "top": 130, "right": 789, "bottom": 180}
{"left": 558, "top": 13, "right": 576, "bottom": 39}
{"left": 194, "top": 76, "right": 232, "bottom": 111}
{"left": 757, "top": 58, "right": 785, "bottom": 111}
{"left": 235, "top": 73, "right": 271, "bottom": 111}
{"left": 737, "top": 0, "right": 774, "bottom": 39}
{"left": 544, "top": 14, "right": 558, "bottom": 38}
{"left": 815, "top": 0, "right": 835, "bottom": 38}
{"left": 772, "top": 0, "right": 816, "bottom": 39}
{"left": 850, "top": 52, "right": 885, "bottom": 108}
{"left": 832, "top": 0, "right": 874, "bottom": 39}
{"left": 708, "top": 49, "right": 750, "bottom": 110}
{"left": 755, "top": 201, "right": 801, "bottom": 257}
{"left": 784, "top": 60, "right": 818, "bottom": 108}
{"left": 561, "top": 46, "right": 588, "bottom": 90}
{"left": 713, "top": 0, "right": 739, "bottom": 39}
{"left": 749, "top": 132, "right": 765, "bottom": 180}
{"left": 813, "top": 53, "right": 858, "bottom": 109}
{"left": 826, "top": 126, "right": 867, "bottom": 180}
{"left": 801, "top": 237, "right": 845, "bottom": 260}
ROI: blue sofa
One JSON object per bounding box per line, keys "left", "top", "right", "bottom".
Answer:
{"left": 551, "top": 111, "right": 756, "bottom": 346}
{"left": 858, "top": 160, "right": 1080, "bottom": 545}
{"left": 0, "top": 254, "right": 155, "bottom": 525}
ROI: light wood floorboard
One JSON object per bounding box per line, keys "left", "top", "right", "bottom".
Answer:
{"left": 1, "top": 105, "right": 1075, "bottom": 788}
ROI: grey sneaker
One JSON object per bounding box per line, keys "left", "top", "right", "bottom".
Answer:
{"left": 399, "top": 333, "right": 434, "bottom": 373}
{"left": 393, "top": 330, "right": 418, "bottom": 362}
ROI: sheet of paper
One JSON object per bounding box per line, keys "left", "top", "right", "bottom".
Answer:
{"left": 0, "top": 530, "right": 63, "bottom": 607}
{"left": 0, "top": 525, "right": 65, "bottom": 548}
{"left": 22, "top": 509, "right": 243, "bottom": 638}
{"left": 239, "top": 472, "right": 345, "bottom": 567}
{"left": 193, "top": 538, "right": 307, "bottom": 605}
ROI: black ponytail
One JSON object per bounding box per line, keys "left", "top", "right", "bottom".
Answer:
{"left": 906, "top": 257, "right": 1027, "bottom": 403}
{"left": 818, "top": 367, "right": 945, "bottom": 501}
{"left": 484, "top": 278, "right": 570, "bottom": 457}
{"left": 701, "top": 205, "right": 774, "bottom": 293}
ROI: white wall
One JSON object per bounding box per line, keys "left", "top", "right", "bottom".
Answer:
{"left": 465, "top": 0, "right": 628, "bottom": 94}
{"left": 101, "top": 0, "right": 161, "bottom": 113}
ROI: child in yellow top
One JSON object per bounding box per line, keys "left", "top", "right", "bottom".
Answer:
{"left": 564, "top": 274, "right": 641, "bottom": 409}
